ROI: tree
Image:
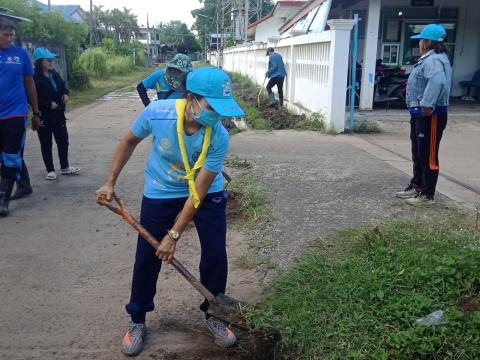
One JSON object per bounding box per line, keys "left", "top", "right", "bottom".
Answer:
{"left": 191, "top": 0, "right": 275, "bottom": 50}
{"left": 0, "top": 0, "right": 88, "bottom": 81}
{"left": 88, "top": 5, "right": 139, "bottom": 44}
{"left": 157, "top": 21, "right": 200, "bottom": 53}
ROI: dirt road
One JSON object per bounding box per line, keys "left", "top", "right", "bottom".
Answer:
{"left": 0, "top": 93, "right": 259, "bottom": 360}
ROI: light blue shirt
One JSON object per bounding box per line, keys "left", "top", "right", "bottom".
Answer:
{"left": 131, "top": 99, "right": 229, "bottom": 199}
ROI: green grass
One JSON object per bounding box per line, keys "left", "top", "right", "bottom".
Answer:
{"left": 248, "top": 212, "right": 480, "bottom": 359}
{"left": 236, "top": 97, "right": 273, "bottom": 129}
{"left": 295, "top": 112, "right": 327, "bottom": 132}
{"left": 226, "top": 166, "right": 276, "bottom": 270}
{"left": 228, "top": 171, "right": 268, "bottom": 226}
{"left": 68, "top": 67, "right": 152, "bottom": 109}
{"left": 353, "top": 119, "right": 383, "bottom": 134}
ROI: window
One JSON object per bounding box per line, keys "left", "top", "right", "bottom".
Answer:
{"left": 403, "top": 22, "right": 456, "bottom": 65}
{"left": 383, "top": 20, "right": 401, "bottom": 42}
{"left": 382, "top": 44, "right": 400, "bottom": 65}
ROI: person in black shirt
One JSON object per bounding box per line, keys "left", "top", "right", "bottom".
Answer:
{"left": 32, "top": 47, "right": 80, "bottom": 180}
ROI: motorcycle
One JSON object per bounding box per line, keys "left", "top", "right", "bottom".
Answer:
{"left": 374, "top": 61, "right": 408, "bottom": 105}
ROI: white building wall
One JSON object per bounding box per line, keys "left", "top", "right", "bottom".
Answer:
{"left": 220, "top": 20, "right": 355, "bottom": 132}
{"left": 254, "top": 6, "right": 304, "bottom": 43}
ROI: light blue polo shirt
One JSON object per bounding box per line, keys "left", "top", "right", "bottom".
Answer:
{"left": 131, "top": 99, "right": 229, "bottom": 199}
{"left": 142, "top": 69, "right": 181, "bottom": 100}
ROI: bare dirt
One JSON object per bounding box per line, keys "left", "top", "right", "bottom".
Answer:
{"left": 0, "top": 94, "right": 261, "bottom": 360}
{"left": 234, "top": 81, "right": 306, "bottom": 130}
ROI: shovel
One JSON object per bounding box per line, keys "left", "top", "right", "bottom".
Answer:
{"left": 257, "top": 77, "right": 267, "bottom": 108}
{"left": 97, "top": 193, "right": 247, "bottom": 329}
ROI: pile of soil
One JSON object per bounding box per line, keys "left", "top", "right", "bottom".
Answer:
{"left": 226, "top": 191, "right": 244, "bottom": 221}
{"left": 234, "top": 81, "right": 306, "bottom": 130}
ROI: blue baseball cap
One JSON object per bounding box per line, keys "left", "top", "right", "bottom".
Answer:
{"left": 411, "top": 24, "right": 446, "bottom": 42}
{"left": 186, "top": 67, "right": 245, "bottom": 117}
{"left": 32, "top": 47, "right": 57, "bottom": 61}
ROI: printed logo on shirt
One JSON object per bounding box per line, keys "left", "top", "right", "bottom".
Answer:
{"left": 4, "top": 56, "right": 21, "bottom": 65}
{"left": 159, "top": 138, "right": 173, "bottom": 155}
{"left": 418, "top": 132, "right": 425, "bottom": 138}
{"left": 160, "top": 138, "right": 171, "bottom": 149}
{"left": 191, "top": 151, "right": 201, "bottom": 163}
{"left": 167, "top": 163, "right": 186, "bottom": 183}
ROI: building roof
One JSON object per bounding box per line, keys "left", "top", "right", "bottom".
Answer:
{"left": 248, "top": 0, "right": 307, "bottom": 30}
{"left": 35, "top": 1, "right": 84, "bottom": 23}
{"left": 279, "top": 0, "right": 327, "bottom": 34}
{"left": 0, "top": 6, "right": 32, "bottom": 23}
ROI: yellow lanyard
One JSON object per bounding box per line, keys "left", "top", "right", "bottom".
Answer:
{"left": 175, "top": 99, "right": 212, "bottom": 208}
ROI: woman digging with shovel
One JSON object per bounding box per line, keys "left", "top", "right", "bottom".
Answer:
{"left": 96, "top": 67, "right": 244, "bottom": 357}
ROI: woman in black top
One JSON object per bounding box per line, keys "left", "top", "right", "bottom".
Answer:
{"left": 33, "top": 47, "right": 80, "bottom": 180}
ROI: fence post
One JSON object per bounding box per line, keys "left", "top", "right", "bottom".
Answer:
{"left": 288, "top": 44, "right": 296, "bottom": 105}
{"left": 326, "top": 19, "right": 355, "bottom": 132}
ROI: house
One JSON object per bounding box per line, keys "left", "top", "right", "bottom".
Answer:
{"left": 280, "top": 0, "right": 480, "bottom": 109}
{"left": 217, "top": 0, "right": 479, "bottom": 131}
{"left": 247, "top": 0, "right": 307, "bottom": 42}
{"left": 0, "top": 7, "right": 32, "bottom": 23}
{"left": 34, "top": 1, "right": 85, "bottom": 24}
{"left": 137, "top": 26, "right": 161, "bottom": 62}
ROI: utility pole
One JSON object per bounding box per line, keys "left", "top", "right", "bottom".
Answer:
{"left": 146, "top": 13, "right": 151, "bottom": 66}
{"left": 89, "top": 0, "right": 93, "bottom": 47}
{"left": 244, "top": 0, "right": 249, "bottom": 43}
{"left": 48, "top": 0, "right": 51, "bottom": 11}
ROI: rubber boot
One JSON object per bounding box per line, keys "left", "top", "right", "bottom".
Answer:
{"left": 268, "top": 92, "right": 278, "bottom": 108}
{"left": 10, "top": 163, "right": 33, "bottom": 201}
{"left": 0, "top": 178, "right": 15, "bottom": 217}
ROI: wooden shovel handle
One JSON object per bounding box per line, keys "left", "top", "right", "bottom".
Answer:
{"left": 97, "top": 193, "right": 216, "bottom": 303}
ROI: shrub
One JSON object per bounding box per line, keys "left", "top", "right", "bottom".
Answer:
{"left": 79, "top": 48, "right": 108, "bottom": 78}
{"left": 106, "top": 55, "right": 134, "bottom": 75}
{"left": 68, "top": 60, "right": 90, "bottom": 90}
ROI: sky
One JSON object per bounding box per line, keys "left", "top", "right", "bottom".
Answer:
{"left": 48, "top": 0, "right": 204, "bottom": 27}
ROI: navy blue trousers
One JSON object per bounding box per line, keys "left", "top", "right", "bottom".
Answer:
{"left": 0, "top": 117, "right": 26, "bottom": 180}
{"left": 126, "top": 191, "right": 228, "bottom": 323}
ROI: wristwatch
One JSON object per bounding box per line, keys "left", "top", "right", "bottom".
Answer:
{"left": 33, "top": 111, "right": 41, "bottom": 117}
{"left": 167, "top": 229, "right": 181, "bottom": 242}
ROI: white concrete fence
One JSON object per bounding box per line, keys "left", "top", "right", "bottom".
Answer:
{"left": 210, "top": 19, "right": 355, "bottom": 132}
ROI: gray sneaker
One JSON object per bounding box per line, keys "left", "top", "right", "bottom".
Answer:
{"left": 205, "top": 316, "right": 237, "bottom": 348}
{"left": 396, "top": 185, "right": 419, "bottom": 199}
{"left": 406, "top": 194, "right": 435, "bottom": 206}
{"left": 121, "top": 321, "right": 146, "bottom": 356}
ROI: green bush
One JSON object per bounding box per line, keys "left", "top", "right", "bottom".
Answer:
{"left": 249, "top": 215, "right": 480, "bottom": 359}
{"left": 68, "top": 60, "right": 90, "bottom": 90}
{"left": 79, "top": 48, "right": 108, "bottom": 78}
{"left": 135, "top": 49, "right": 146, "bottom": 67}
{"left": 106, "top": 55, "right": 134, "bottom": 75}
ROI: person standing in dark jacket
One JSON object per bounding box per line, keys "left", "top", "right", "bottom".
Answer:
{"left": 33, "top": 47, "right": 80, "bottom": 180}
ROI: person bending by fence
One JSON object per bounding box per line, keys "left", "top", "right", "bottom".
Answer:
{"left": 265, "top": 47, "right": 287, "bottom": 108}
{"left": 136, "top": 54, "right": 192, "bottom": 107}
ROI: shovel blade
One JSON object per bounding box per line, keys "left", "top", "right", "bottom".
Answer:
{"left": 207, "top": 293, "right": 247, "bottom": 329}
